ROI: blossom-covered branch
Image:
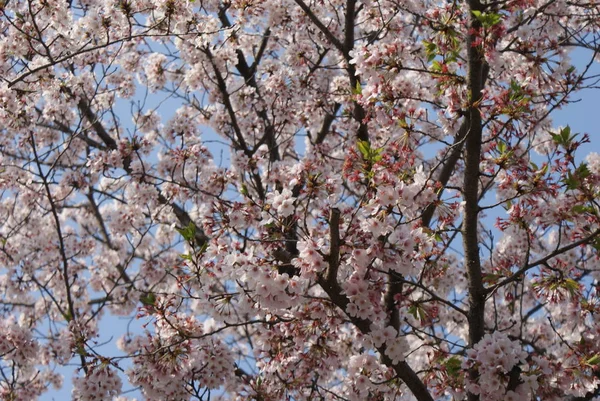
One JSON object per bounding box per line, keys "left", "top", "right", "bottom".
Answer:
{"left": 1, "top": 1, "right": 600, "bottom": 401}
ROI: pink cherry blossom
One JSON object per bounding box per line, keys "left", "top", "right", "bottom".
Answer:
{"left": 0, "top": 1, "right": 599, "bottom": 400}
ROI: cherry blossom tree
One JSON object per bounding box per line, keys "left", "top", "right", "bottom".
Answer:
{"left": 1, "top": 0, "right": 600, "bottom": 400}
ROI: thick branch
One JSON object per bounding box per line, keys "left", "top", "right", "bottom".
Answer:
{"left": 421, "top": 65, "right": 489, "bottom": 228}
{"left": 294, "top": 0, "right": 369, "bottom": 142}
{"left": 217, "top": 11, "right": 279, "bottom": 162}
{"left": 326, "top": 208, "right": 341, "bottom": 284}
{"left": 384, "top": 271, "right": 403, "bottom": 331}
{"left": 344, "top": 0, "right": 357, "bottom": 55}
{"left": 204, "top": 49, "right": 252, "bottom": 154}
{"left": 293, "top": 0, "right": 345, "bottom": 52}
{"left": 421, "top": 121, "right": 470, "bottom": 227}
{"left": 464, "top": 0, "right": 486, "bottom": 400}
{"left": 77, "top": 99, "right": 118, "bottom": 150}
{"left": 317, "top": 274, "right": 433, "bottom": 401}
{"left": 77, "top": 96, "right": 209, "bottom": 248}
{"left": 315, "top": 103, "right": 341, "bottom": 145}
{"left": 317, "top": 215, "right": 433, "bottom": 401}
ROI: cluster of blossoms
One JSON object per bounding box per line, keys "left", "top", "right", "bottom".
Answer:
{"left": 343, "top": 354, "right": 391, "bottom": 401}
{"left": 0, "top": 316, "right": 62, "bottom": 400}
{"left": 0, "top": 316, "right": 39, "bottom": 366}
{"left": 72, "top": 364, "right": 122, "bottom": 401}
{"left": 0, "top": 0, "right": 599, "bottom": 400}
{"left": 370, "top": 325, "right": 407, "bottom": 364}
{"left": 463, "top": 332, "right": 531, "bottom": 400}
{"left": 266, "top": 188, "right": 296, "bottom": 218}
{"left": 118, "top": 312, "right": 235, "bottom": 399}
{"left": 143, "top": 53, "right": 169, "bottom": 92}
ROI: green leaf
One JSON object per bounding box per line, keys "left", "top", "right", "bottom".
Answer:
{"left": 576, "top": 162, "right": 591, "bottom": 179}
{"left": 564, "top": 171, "right": 579, "bottom": 190}
{"left": 564, "top": 163, "right": 591, "bottom": 190}
{"left": 487, "top": 13, "right": 502, "bottom": 26}
{"left": 176, "top": 221, "right": 197, "bottom": 242}
{"left": 357, "top": 140, "right": 370, "bottom": 159}
{"left": 586, "top": 354, "right": 600, "bottom": 366}
{"left": 497, "top": 140, "right": 507, "bottom": 154}
{"left": 472, "top": 10, "right": 502, "bottom": 28}
{"left": 571, "top": 205, "right": 595, "bottom": 215}
{"left": 263, "top": 221, "right": 277, "bottom": 229}
{"left": 140, "top": 292, "right": 156, "bottom": 307}
{"left": 444, "top": 356, "right": 462, "bottom": 378}
{"left": 75, "top": 344, "right": 86, "bottom": 356}
{"left": 510, "top": 79, "right": 521, "bottom": 92}
{"left": 352, "top": 81, "right": 362, "bottom": 95}
{"left": 423, "top": 40, "right": 437, "bottom": 62}
{"left": 408, "top": 304, "right": 427, "bottom": 321}
{"left": 198, "top": 241, "right": 209, "bottom": 255}
{"left": 357, "top": 140, "right": 383, "bottom": 167}
{"left": 563, "top": 278, "right": 580, "bottom": 296}
{"left": 552, "top": 126, "right": 575, "bottom": 149}
{"left": 483, "top": 273, "right": 503, "bottom": 284}
{"left": 408, "top": 304, "right": 418, "bottom": 319}
{"left": 397, "top": 116, "right": 408, "bottom": 129}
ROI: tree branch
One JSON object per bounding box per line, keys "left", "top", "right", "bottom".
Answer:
{"left": 326, "top": 208, "right": 341, "bottom": 285}
{"left": 293, "top": 0, "right": 345, "bottom": 52}
{"left": 464, "top": 0, "right": 486, "bottom": 399}
{"left": 488, "top": 228, "right": 600, "bottom": 294}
